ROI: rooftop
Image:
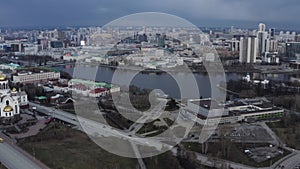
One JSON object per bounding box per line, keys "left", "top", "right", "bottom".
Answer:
{"left": 16, "top": 67, "right": 60, "bottom": 74}
{"left": 189, "top": 99, "right": 224, "bottom": 110}
{"left": 69, "top": 79, "right": 114, "bottom": 89}
{"left": 228, "top": 107, "right": 283, "bottom": 116}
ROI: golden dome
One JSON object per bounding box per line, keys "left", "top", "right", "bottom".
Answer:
{"left": 3, "top": 105, "right": 13, "bottom": 112}
{"left": 12, "top": 88, "right": 17, "bottom": 92}
{"left": 0, "top": 74, "right": 6, "bottom": 81}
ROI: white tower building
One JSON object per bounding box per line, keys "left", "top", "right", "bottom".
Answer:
{"left": 257, "top": 23, "right": 268, "bottom": 57}
{"left": 239, "top": 36, "right": 258, "bottom": 63}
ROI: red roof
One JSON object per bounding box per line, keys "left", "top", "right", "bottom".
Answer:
{"left": 90, "top": 88, "right": 108, "bottom": 94}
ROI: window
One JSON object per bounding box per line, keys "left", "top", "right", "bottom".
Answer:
{"left": 15, "top": 105, "right": 18, "bottom": 114}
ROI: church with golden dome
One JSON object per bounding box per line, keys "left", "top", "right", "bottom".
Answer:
{"left": 0, "top": 72, "right": 28, "bottom": 124}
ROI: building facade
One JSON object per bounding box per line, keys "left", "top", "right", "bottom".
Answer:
{"left": 0, "top": 73, "right": 28, "bottom": 124}
{"left": 180, "top": 98, "right": 284, "bottom": 126}
{"left": 286, "top": 42, "right": 300, "bottom": 61}
{"left": 239, "top": 36, "right": 258, "bottom": 63}
{"left": 13, "top": 71, "right": 60, "bottom": 84}
{"left": 257, "top": 23, "right": 268, "bottom": 57}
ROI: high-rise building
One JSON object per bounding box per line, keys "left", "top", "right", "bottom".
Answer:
{"left": 239, "top": 36, "right": 258, "bottom": 63}
{"left": 257, "top": 23, "right": 268, "bottom": 57}
{"left": 266, "top": 39, "right": 279, "bottom": 52}
{"left": 231, "top": 38, "right": 240, "bottom": 52}
{"left": 286, "top": 42, "right": 300, "bottom": 61}
{"left": 258, "top": 23, "right": 266, "bottom": 32}
{"left": 295, "top": 34, "right": 300, "bottom": 42}
{"left": 269, "top": 28, "right": 275, "bottom": 39}
{"left": 50, "top": 40, "right": 64, "bottom": 48}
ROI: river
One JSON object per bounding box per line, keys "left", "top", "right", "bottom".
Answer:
{"left": 53, "top": 64, "right": 291, "bottom": 99}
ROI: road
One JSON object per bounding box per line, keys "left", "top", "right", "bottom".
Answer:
{"left": 273, "top": 148, "right": 300, "bottom": 169}
{"left": 0, "top": 143, "right": 41, "bottom": 169}
{"left": 128, "top": 98, "right": 167, "bottom": 134}
{"left": 275, "top": 151, "right": 300, "bottom": 169}
{"left": 260, "top": 122, "right": 300, "bottom": 169}
{"left": 0, "top": 133, "right": 49, "bottom": 169}
{"left": 196, "top": 152, "right": 257, "bottom": 169}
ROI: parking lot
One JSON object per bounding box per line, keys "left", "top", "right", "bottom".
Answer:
{"left": 229, "top": 123, "right": 274, "bottom": 143}
{"left": 245, "top": 146, "right": 284, "bottom": 163}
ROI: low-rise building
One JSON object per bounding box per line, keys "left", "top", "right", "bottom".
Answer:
{"left": 0, "top": 63, "right": 20, "bottom": 71}
{"left": 262, "top": 52, "right": 280, "bottom": 64}
{"left": 180, "top": 97, "right": 284, "bottom": 126}
{"left": 12, "top": 68, "right": 60, "bottom": 84}
{"left": 68, "top": 79, "right": 120, "bottom": 97}
{"left": 290, "top": 61, "right": 300, "bottom": 70}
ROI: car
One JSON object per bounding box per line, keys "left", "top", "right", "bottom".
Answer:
{"left": 0, "top": 138, "right": 4, "bottom": 143}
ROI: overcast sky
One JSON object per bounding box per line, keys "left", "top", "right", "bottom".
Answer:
{"left": 0, "top": 0, "right": 299, "bottom": 30}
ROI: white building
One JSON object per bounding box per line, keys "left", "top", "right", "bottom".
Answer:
{"left": 68, "top": 79, "right": 120, "bottom": 97}
{"left": 266, "top": 39, "right": 279, "bottom": 52}
{"left": 13, "top": 70, "right": 60, "bottom": 84}
{"left": 0, "top": 73, "right": 28, "bottom": 123}
{"left": 231, "top": 38, "right": 240, "bottom": 52}
{"left": 263, "top": 52, "right": 280, "bottom": 64}
{"left": 239, "top": 36, "right": 258, "bottom": 63}
{"left": 257, "top": 23, "right": 268, "bottom": 57}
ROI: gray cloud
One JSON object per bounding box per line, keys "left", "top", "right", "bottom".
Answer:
{"left": 0, "top": 0, "right": 299, "bottom": 29}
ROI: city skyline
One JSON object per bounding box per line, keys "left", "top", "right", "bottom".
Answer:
{"left": 0, "top": 2, "right": 300, "bottom": 168}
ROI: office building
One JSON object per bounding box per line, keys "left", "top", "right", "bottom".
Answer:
{"left": 269, "top": 28, "right": 275, "bottom": 39}
{"left": 286, "top": 42, "right": 300, "bottom": 61}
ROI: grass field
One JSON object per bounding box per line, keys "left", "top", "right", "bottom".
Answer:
{"left": 18, "top": 122, "right": 210, "bottom": 169}
{"left": 18, "top": 123, "right": 139, "bottom": 169}
{"left": 144, "top": 152, "right": 184, "bottom": 169}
